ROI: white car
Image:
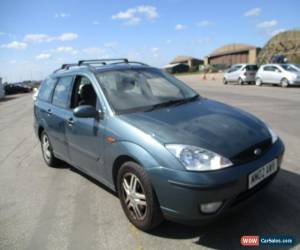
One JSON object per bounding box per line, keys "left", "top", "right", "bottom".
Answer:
{"left": 223, "top": 64, "right": 258, "bottom": 85}
{"left": 256, "top": 64, "right": 300, "bottom": 88}
{"left": 32, "top": 88, "right": 39, "bottom": 101}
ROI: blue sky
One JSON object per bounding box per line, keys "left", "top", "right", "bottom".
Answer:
{"left": 0, "top": 0, "right": 299, "bottom": 82}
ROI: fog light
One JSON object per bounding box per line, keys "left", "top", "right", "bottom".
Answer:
{"left": 200, "top": 201, "right": 223, "bottom": 214}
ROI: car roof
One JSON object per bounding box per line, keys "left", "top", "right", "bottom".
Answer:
{"left": 232, "top": 64, "right": 245, "bottom": 67}
{"left": 50, "top": 59, "right": 152, "bottom": 78}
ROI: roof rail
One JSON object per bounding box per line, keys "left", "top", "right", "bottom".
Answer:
{"left": 53, "top": 58, "right": 149, "bottom": 73}
{"left": 61, "top": 63, "right": 79, "bottom": 70}
{"left": 110, "top": 61, "right": 148, "bottom": 66}
{"left": 53, "top": 63, "right": 80, "bottom": 73}
{"left": 78, "top": 58, "right": 129, "bottom": 65}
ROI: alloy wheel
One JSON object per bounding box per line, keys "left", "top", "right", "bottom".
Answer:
{"left": 122, "top": 173, "right": 147, "bottom": 221}
{"left": 281, "top": 79, "right": 289, "bottom": 88}
{"left": 42, "top": 134, "right": 51, "bottom": 162}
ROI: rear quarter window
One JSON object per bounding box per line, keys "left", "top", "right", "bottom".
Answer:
{"left": 38, "top": 78, "right": 57, "bottom": 102}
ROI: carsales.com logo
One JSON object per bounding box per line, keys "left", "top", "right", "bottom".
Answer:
{"left": 240, "top": 236, "right": 260, "bottom": 247}
{"left": 240, "top": 235, "right": 295, "bottom": 247}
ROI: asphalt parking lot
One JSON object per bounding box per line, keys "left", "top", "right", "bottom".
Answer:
{"left": 1, "top": 75, "right": 300, "bottom": 250}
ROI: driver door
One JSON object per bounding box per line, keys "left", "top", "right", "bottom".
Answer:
{"left": 65, "top": 75, "right": 106, "bottom": 180}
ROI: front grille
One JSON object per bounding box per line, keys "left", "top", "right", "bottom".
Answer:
{"left": 230, "top": 138, "right": 272, "bottom": 165}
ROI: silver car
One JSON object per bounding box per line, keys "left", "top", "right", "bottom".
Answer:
{"left": 223, "top": 64, "right": 258, "bottom": 85}
{"left": 256, "top": 64, "right": 300, "bottom": 88}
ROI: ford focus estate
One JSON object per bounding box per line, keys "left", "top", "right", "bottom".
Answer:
{"left": 34, "top": 59, "right": 284, "bottom": 231}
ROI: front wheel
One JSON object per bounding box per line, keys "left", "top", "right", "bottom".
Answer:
{"left": 223, "top": 78, "right": 228, "bottom": 85}
{"left": 280, "top": 78, "right": 289, "bottom": 88}
{"left": 117, "top": 161, "right": 163, "bottom": 231}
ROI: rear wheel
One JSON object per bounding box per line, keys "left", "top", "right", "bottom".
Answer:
{"left": 255, "top": 78, "right": 263, "bottom": 86}
{"left": 280, "top": 78, "right": 289, "bottom": 88}
{"left": 40, "top": 131, "right": 59, "bottom": 167}
{"left": 117, "top": 161, "right": 163, "bottom": 231}
{"left": 238, "top": 77, "right": 244, "bottom": 85}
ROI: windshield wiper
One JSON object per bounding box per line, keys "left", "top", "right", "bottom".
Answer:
{"left": 145, "top": 94, "right": 199, "bottom": 112}
{"left": 172, "top": 94, "right": 199, "bottom": 107}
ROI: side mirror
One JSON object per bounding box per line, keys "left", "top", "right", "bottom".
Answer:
{"left": 73, "top": 105, "right": 99, "bottom": 118}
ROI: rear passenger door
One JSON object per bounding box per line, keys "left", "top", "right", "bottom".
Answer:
{"left": 48, "top": 76, "right": 74, "bottom": 162}
{"left": 36, "top": 77, "right": 57, "bottom": 138}
{"left": 261, "top": 66, "right": 273, "bottom": 83}
{"left": 270, "top": 66, "right": 282, "bottom": 84}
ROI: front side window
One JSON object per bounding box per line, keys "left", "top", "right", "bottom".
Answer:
{"left": 70, "top": 75, "right": 98, "bottom": 109}
{"left": 229, "top": 65, "right": 242, "bottom": 73}
{"left": 38, "top": 77, "right": 57, "bottom": 102}
{"left": 272, "top": 66, "right": 281, "bottom": 72}
{"left": 52, "top": 76, "right": 73, "bottom": 108}
{"left": 97, "top": 68, "right": 198, "bottom": 114}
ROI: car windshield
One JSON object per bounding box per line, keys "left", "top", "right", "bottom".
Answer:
{"left": 281, "top": 64, "right": 299, "bottom": 72}
{"left": 96, "top": 68, "right": 198, "bottom": 114}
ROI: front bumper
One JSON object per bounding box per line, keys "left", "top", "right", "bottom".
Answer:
{"left": 147, "top": 139, "right": 284, "bottom": 224}
{"left": 289, "top": 79, "right": 300, "bottom": 85}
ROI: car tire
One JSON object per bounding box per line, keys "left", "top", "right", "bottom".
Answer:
{"left": 255, "top": 78, "right": 263, "bottom": 86}
{"left": 238, "top": 78, "right": 244, "bottom": 85}
{"left": 117, "top": 161, "right": 163, "bottom": 231}
{"left": 40, "top": 131, "right": 59, "bottom": 167}
{"left": 223, "top": 78, "right": 228, "bottom": 85}
{"left": 280, "top": 78, "right": 289, "bottom": 88}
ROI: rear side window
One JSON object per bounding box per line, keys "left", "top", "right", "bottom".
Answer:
{"left": 38, "top": 78, "right": 57, "bottom": 102}
{"left": 52, "top": 76, "right": 73, "bottom": 108}
{"left": 263, "top": 66, "right": 273, "bottom": 71}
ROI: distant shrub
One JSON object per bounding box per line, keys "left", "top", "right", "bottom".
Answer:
{"left": 189, "top": 65, "right": 199, "bottom": 72}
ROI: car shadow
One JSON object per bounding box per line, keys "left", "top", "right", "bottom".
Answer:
{"left": 0, "top": 95, "right": 18, "bottom": 102}
{"left": 150, "top": 169, "right": 300, "bottom": 249}
{"left": 56, "top": 159, "right": 299, "bottom": 249}
{"left": 52, "top": 159, "right": 118, "bottom": 197}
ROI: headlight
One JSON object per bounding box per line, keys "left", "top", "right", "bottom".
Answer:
{"left": 165, "top": 144, "right": 233, "bottom": 171}
{"left": 267, "top": 126, "right": 278, "bottom": 143}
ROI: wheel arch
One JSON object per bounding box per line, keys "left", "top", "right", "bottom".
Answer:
{"left": 38, "top": 126, "right": 44, "bottom": 140}
{"left": 112, "top": 155, "right": 139, "bottom": 191}
{"left": 109, "top": 141, "right": 161, "bottom": 192}
{"left": 281, "top": 77, "right": 289, "bottom": 82}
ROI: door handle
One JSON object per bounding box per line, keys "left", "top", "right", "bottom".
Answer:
{"left": 67, "top": 117, "right": 74, "bottom": 126}
{"left": 46, "top": 108, "right": 52, "bottom": 116}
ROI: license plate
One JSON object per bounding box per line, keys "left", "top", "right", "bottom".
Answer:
{"left": 248, "top": 159, "right": 278, "bottom": 189}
